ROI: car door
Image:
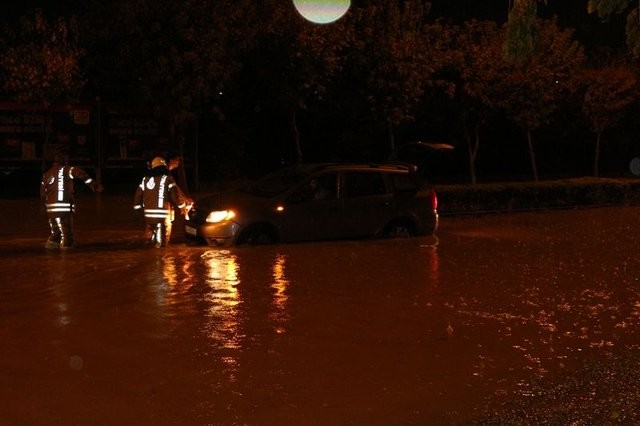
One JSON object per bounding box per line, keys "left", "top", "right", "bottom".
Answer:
{"left": 340, "top": 171, "right": 394, "bottom": 238}
{"left": 279, "top": 172, "right": 343, "bottom": 242}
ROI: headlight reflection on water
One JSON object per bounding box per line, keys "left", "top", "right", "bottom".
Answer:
{"left": 157, "top": 250, "right": 243, "bottom": 376}
{"left": 158, "top": 249, "right": 293, "bottom": 376}
{"left": 270, "top": 253, "right": 290, "bottom": 333}
{"left": 201, "top": 250, "right": 241, "bottom": 352}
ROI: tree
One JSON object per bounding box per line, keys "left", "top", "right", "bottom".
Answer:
{"left": 495, "top": 19, "right": 585, "bottom": 181}
{"left": 90, "top": 0, "right": 239, "bottom": 116}
{"left": 447, "top": 20, "right": 504, "bottom": 184}
{"left": 0, "top": 10, "right": 84, "bottom": 106}
{"left": 233, "top": 0, "right": 351, "bottom": 164}
{"left": 504, "top": 0, "right": 540, "bottom": 61}
{"left": 581, "top": 66, "right": 637, "bottom": 176}
{"left": 345, "top": 0, "right": 433, "bottom": 159}
{"left": 80, "top": 0, "right": 247, "bottom": 185}
{"left": 588, "top": 0, "right": 640, "bottom": 57}
{"left": 0, "top": 9, "right": 85, "bottom": 164}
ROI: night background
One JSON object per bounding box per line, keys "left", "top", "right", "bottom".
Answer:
{"left": 5, "top": 4, "right": 640, "bottom": 423}
{"left": 0, "top": 0, "right": 638, "bottom": 193}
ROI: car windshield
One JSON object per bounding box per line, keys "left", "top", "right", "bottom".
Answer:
{"left": 242, "top": 168, "right": 310, "bottom": 198}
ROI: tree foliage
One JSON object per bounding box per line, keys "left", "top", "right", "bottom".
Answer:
{"left": 588, "top": 0, "right": 640, "bottom": 57}
{"left": 2, "top": 2, "right": 640, "bottom": 181}
{"left": 495, "top": 19, "right": 585, "bottom": 181}
{"left": 504, "top": 0, "right": 540, "bottom": 61}
{"left": 588, "top": 0, "right": 630, "bottom": 16}
{"left": 0, "top": 9, "right": 84, "bottom": 107}
{"left": 346, "top": 0, "right": 433, "bottom": 158}
{"left": 232, "top": 0, "right": 351, "bottom": 163}
{"left": 445, "top": 20, "right": 503, "bottom": 184}
{"left": 91, "top": 0, "right": 238, "bottom": 120}
{"left": 581, "top": 66, "right": 637, "bottom": 176}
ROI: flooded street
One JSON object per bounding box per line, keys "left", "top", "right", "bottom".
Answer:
{"left": 2, "top": 194, "right": 640, "bottom": 425}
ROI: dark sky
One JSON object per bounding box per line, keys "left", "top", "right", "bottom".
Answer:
{"left": 429, "top": 0, "right": 625, "bottom": 50}
{"left": 4, "top": 0, "right": 85, "bottom": 22}
{"left": 2, "top": 0, "right": 626, "bottom": 50}
{"left": 429, "top": 0, "right": 511, "bottom": 22}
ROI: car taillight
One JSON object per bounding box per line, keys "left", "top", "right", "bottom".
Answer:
{"left": 430, "top": 190, "right": 438, "bottom": 210}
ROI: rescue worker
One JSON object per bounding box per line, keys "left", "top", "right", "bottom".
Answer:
{"left": 40, "top": 153, "right": 99, "bottom": 249}
{"left": 133, "top": 156, "right": 189, "bottom": 247}
{"left": 166, "top": 151, "right": 194, "bottom": 242}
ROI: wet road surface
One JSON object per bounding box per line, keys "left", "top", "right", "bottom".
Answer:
{"left": 1, "top": 193, "right": 640, "bottom": 424}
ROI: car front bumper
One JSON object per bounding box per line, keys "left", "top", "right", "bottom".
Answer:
{"left": 185, "top": 220, "right": 241, "bottom": 247}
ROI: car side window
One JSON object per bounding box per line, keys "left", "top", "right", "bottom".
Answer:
{"left": 344, "top": 172, "right": 387, "bottom": 198}
{"left": 390, "top": 173, "right": 419, "bottom": 192}
{"left": 289, "top": 173, "right": 337, "bottom": 202}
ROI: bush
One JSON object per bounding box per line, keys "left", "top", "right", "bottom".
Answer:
{"left": 436, "top": 177, "right": 640, "bottom": 215}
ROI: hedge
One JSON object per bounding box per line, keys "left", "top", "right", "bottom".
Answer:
{"left": 435, "top": 177, "right": 640, "bottom": 215}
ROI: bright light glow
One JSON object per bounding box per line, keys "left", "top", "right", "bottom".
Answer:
{"left": 202, "top": 250, "right": 241, "bottom": 371}
{"left": 270, "top": 254, "right": 290, "bottom": 333}
{"left": 276, "top": 205, "right": 285, "bottom": 212}
{"left": 293, "top": 0, "right": 350, "bottom": 24}
{"left": 206, "top": 210, "right": 236, "bottom": 223}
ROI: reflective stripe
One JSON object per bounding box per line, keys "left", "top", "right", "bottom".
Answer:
{"left": 145, "top": 208, "right": 170, "bottom": 219}
{"left": 133, "top": 205, "right": 143, "bottom": 210}
{"left": 46, "top": 202, "right": 72, "bottom": 212}
{"left": 157, "top": 175, "right": 167, "bottom": 208}
{"left": 145, "top": 213, "right": 170, "bottom": 218}
{"left": 57, "top": 167, "right": 65, "bottom": 201}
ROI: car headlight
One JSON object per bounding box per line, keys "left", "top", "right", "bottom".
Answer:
{"left": 205, "top": 210, "right": 236, "bottom": 223}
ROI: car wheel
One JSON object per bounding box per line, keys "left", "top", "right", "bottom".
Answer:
{"left": 383, "top": 221, "right": 414, "bottom": 238}
{"left": 237, "top": 225, "right": 277, "bottom": 245}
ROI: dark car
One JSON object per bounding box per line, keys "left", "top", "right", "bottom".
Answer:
{"left": 185, "top": 162, "right": 438, "bottom": 247}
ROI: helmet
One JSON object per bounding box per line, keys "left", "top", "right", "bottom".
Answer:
{"left": 151, "top": 157, "right": 167, "bottom": 168}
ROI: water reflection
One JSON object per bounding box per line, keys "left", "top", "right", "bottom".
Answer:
{"left": 201, "top": 250, "right": 241, "bottom": 350}
{"left": 437, "top": 210, "right": 640, "bottom": 404}
{"left": 159, "top": 251, "right": 199, "bottom": 317}
{"left": 52, "top": 255, "right": 72, "bottom": 328}
{"left": 160, "top": 252, "right": 180, "bottom": 288}
{"left": 270, "top": 253, "right": 290, "bottom": 334}
{"left": 421, "top": 237, "right": 440, "bottom": 289}
{"left": 11, "top": 199, "right": 640, "bottom": 424}
{"left": 156, "top": 249, "right": 244, "bottom": 377}
{"left": 155, "top": 247, "right": 297, "bottom": 381}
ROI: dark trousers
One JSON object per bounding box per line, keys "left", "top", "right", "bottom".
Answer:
{"left": 47, "top": 215, "right": 74, "bottom": 248}
{"left": 146, "top": 218, "right": 171, "bottom": 248}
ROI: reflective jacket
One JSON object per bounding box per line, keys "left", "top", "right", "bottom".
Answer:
{"left": 133, "top": 166, "right": 187, "bottom": 223}
{"left": 40, "top": 163, "right": 96, "bottom": 218}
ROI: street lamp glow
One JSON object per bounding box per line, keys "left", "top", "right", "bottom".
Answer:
{"left": 293, "top": 0, "right": 351, "bottom": 24}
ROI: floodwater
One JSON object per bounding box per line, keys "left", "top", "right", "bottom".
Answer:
{"left": 1, "top": 193, "right": 640, "bottom": 425}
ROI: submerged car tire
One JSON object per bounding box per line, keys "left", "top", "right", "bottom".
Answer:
{"left": 236, "top": 225, "right": 278, "bottom": 246}
{"left": 382, "top": 220, "right": 415, "bottom": 238}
